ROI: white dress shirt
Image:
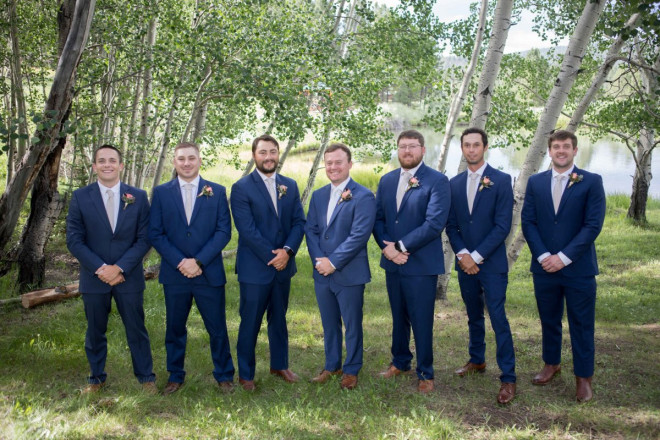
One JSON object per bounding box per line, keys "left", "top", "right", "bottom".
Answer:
{"left": 457, "top": 162, "right": 488, "bottom": 264}
{"left": 537, "top": 165, "right": 575, "bottom": 267}
{"left": 98, "top": 181, "right": 120, "bottom": 231}
{"left": 397, "top": 162, "right": 423, "bottom": 253}
{"left": 178, "top": 175, "right": 200, "bottom": 215}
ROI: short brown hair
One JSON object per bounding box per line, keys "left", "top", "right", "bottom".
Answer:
{"left": 548, "top": 130, "right": 577, "bottom": 149}
{"left": 324, "top": 142, "right": 352, "bottom": 162}
{"left": 174, "top": 142, "right": 200, "bottom": 154}
{"left": 397, "top": 130, "right": 424, "bottom": 147}
{"left": 94, "top": 144, "right": 123, "bottom": 163}
{"left": 252, "top": 134, "right": 280, "bottom": 153}
{"left": 460, "top": 127, "right": 488, "bottom": 146}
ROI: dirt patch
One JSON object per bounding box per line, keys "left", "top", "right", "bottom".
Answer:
{"left": 44, "top": 251, "right": 79, "bottom": 286}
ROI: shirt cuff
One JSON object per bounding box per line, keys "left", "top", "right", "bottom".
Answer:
{"left": 456, "top": 248, "right": 469, "bottom": 260}
{"left": 537, "top": 252, "right": 551, "bottom": 264}
{"left": 558, "top": 252, "right": 572, "bottom": 266}
{"left": 470, "top": 250, "right": 484, "bottom": 265}
{"left": 398, "top": 240, "right": 407, "bottom": 253}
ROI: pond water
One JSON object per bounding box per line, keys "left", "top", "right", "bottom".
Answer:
{"left": 394, "top": 128, "right": 660, "bottom": 198}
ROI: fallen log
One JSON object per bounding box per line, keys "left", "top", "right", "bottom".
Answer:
{"left": 21, "top": 283, "right": 80, "bottom": 309}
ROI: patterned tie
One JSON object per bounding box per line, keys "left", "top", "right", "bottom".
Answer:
{"left": 184, "top": 183, "right": 193, "bottom": 224}
{"left": 467, "top": 173, "right": 479, "bottom": 214}
{"left": 266, "top": 177, "right": 278, "bottom": 214}
{"left": 553, "top": 175, "right": 565, "bottom": 214}
{"left": 105, "top": 189, "right": 115, "bottom": 232}
{"left": 396, "top": 171, "right": 411, "bottom": 211}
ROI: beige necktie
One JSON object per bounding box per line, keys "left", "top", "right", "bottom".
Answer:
{"left": 327, "top": 187, "right": 342, "bottom": 225}
{"left": 396, "top": 171, "right": 411, "bottom": 211}
{"left": 105, "top": 189, "right": 115, "bottom": 232}
{"left": 553, "top": 175, "right": 565, "bottom": 213}
{"left": 266, "top": 177, "right": 278, "bottom": 214}
{"left": 467, "top": 173, "right": 479, "bottom": 214}
{"left": 184, "top": 183, "right": 193, "bottom": 224}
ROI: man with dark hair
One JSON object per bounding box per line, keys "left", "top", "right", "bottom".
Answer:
{"left": 231, "top": 135, "right": 306, "bottom": 391}
{"left": 373, "top": 130, "right": 450, "bottom": 393}
{"left": 67, "top": 144, "right": 156, "bottom": 394}
{"left": 446, "top": 128, "right": 517, "bottom": 404}
{"left": 522, "top": 130, "right": 606, "bottom": 402}
{"left": 149, "top": 142, "right": 234, "bottom": 395}
{"left": 305, "top": 143, "right": 376, "bottom": 390}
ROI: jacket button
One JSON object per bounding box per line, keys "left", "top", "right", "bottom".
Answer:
{"left": 187, "top": 232, "right": 191, "bottom": 237}
{"left": 395, "top": 220, "right": 398, "bottom": 224}
{"left": 554, "top": 221, "right": 558, "bottom": 225}
{"left": 324, "top": 236, "right": 329, "bottom": 239}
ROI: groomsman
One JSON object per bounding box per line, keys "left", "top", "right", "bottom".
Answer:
{"left": 446, "top": 128, "right": 516, "bottom": 404}
{"left": 373, "top": 130, "right": 450, "bottom": 393}
{"left": 230, "top": 134, "right": 305, "bottom": 391}
{"left": 522, "top": 130, "right": 606, "bottom": 402}
{"left": 66, "top": 144, "right": 156, "bottom": 393}
{"left": 149, "top": 142, "right": 234, "bottom": 395}
{"left": 305, "top": 143, "right": 376, "bottom": 390}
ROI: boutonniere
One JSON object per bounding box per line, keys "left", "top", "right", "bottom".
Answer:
{"left": 197, "top": 185, "right": 214, "bottom": 198}
{"left": 277, "top": 184, "right": 288, "bottom": 199}
{"left": 478, "top": 176, "right": 493, "bottom": 191}
{"left": 567, "top": 172, "right": 583, "bottom": 188}
{"left": 406, "top": 176, "right": 420, "bottom": 192}
{"left": 337, "top": 188, "right": 352, "bottom": 204}
{"left": 121, "top": 193, "right": 135, "bottom": 210}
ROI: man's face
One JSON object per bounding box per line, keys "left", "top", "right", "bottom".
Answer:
{"left": 253, "top": 140, "right": 279, "bottom": 175}
{"left": 397, "top": 137, "right": 425, "bottom": 170}
{"left": 548, "top": 138, "right": 577, "bottom": 172}
{"left": 173, "top": 147, "right": 201, "bottom": 182}
{"left": 461, "top": 133, "right": 488, "bottom": 168}
{"left": 92, "top": 148, "right": 123, "bottom": 186}
{"left": 324, "top": 149, "right": 352, "bottom": 185}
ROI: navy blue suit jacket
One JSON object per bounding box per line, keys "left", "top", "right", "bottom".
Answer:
{"left": 446, "top": 165, "right": 513, "bottom": 274}
{"left": 373, "top": 162, "right": 451, "bottom": 276}
{"left": 521, "top": 167, "right": 606, "bottom": 277}
{"left": 66, "top": 182, "right": 151, "bottom": 294}
{"left": 230, "top": 171, "right": 306, "bottom": 284}
{"left": 305, "top": 178, "right": 376, "bottom": 286}
{"left": 149, "top": 177, "right": 231, "bottom": 286}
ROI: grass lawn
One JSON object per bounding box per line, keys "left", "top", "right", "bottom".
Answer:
{"left": 0, "top": 152, "right": 658, "bottom": 439}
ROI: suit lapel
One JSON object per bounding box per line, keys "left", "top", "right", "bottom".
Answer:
{"left": 275, "top": 175, "right": 285, "bottom": 218}
{"left": 327, "top": 179, "right": 353, "bottom": 228}
{"left": 169, "top": 179, "right": 188, "bottom": 225}
{"left": 557, "top": 167, "right": 580, "bottom": 216}
{"left": 115, "top": 183, "right": 129, "bottom": 232}
{"left": 89, "top": 183, "right": 113, "bottom": 233}
{"left": 253, "top": 171, "right": 278, "bottom": 218}
{"left": 471, "top": 165, "right": 493, "bottom": 214}
{"left": 318, "top": 184, "right": 331, "bottom": 229}
{"left": 189, "top": 178, "right": 206, "bottom": 225}
{"left": 399, "top": 163, "right": 425, "bottom": 212}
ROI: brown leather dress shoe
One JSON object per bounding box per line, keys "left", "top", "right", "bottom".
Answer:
{"left": 418, "top": 379, "right": 434, "bottom": 393}
{"left": 532, "top": 364, "right": 561, "bottom": 385}
{"left": 340, "top": 374, "right": 358, "bottom": 390}
{"left": 162, "top": 381, "right": 183, "bottom": 395}
{"left": 311, "top": 369, "right": 342, "bottom": 383}
{"left": 378, "top": 364, "right": 407, "bottom": 379}
{"left": 497, "top": 382, "right": 516, "bottom": 404}
{"left": 217, "top": 381, "right": 234, "bottom": 393}
{"left": 142, "top": 382, "right": 158, "bottom": 395}
{"left": 576, "top": 376, "right": 593, "bottom": 403}
{"left": 239, "top": 378, "right": 256, "bottom": 391}
{"left": 270, "top": 368, "right": 300, "bottom": 383}
{"left": 455, "top": 362, "right": 486, "bottom": 377}
{"left": 81, "top": 383, "right": 104, "bottom": 394}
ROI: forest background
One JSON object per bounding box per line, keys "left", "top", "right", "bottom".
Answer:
{"left": 0, "top": 0, "right": 658, "bottom": 438}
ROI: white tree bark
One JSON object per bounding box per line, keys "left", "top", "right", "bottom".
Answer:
{"left": 436, "top": 0, "right": 488, "bottom": 173}
{"left": 506, "top": 0, "right": 606, "bottom": 260}
{"left": 136, "top": 15, "right": 157, "bottom": 188}
{"left": 567, "top": 13, "right": 641, "bottom": 132}
{"left": 0, "top": 0, "right": 96, "bottom": 251}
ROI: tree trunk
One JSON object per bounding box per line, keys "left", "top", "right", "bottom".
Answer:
{"left": 301, "top": 128, "right": 330, "bottom": 206}
{"left": 277, "top": 138, "right": 297, "bottom": 173}
{"left": 0, "top": 0, "right": 96, "bottom": 253}
{"left": 241, "top": 119, "right": 276, "bottom": 177}
{"left": 457, "top": 0, "right": 514, "bottom": 174}
{"left": 135, "top": 15, "right": 157, "bottom": 188}
{"left": 124, "top": 75, "right": 142, "bottom": 185}
{"left": 151, "top": 98, "right": 178, "bottom": 196}
{"left": 436, "top": 0, "right": 488, "bottom": 173}
{"left": 627, "top": 132, "right": 653, "bottom": 223}
{"left": 567, "top": 13, "right": 641, "bottom": 132}
{"left": 7, "top": 0, "right": 29, "bottom": 160}
{"left": 506, "top": 0, "right": 606, "bottom": 263}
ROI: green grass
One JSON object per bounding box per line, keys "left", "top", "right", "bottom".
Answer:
{"left": 1, "top": 193, "right": 659, "bottom": 438}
